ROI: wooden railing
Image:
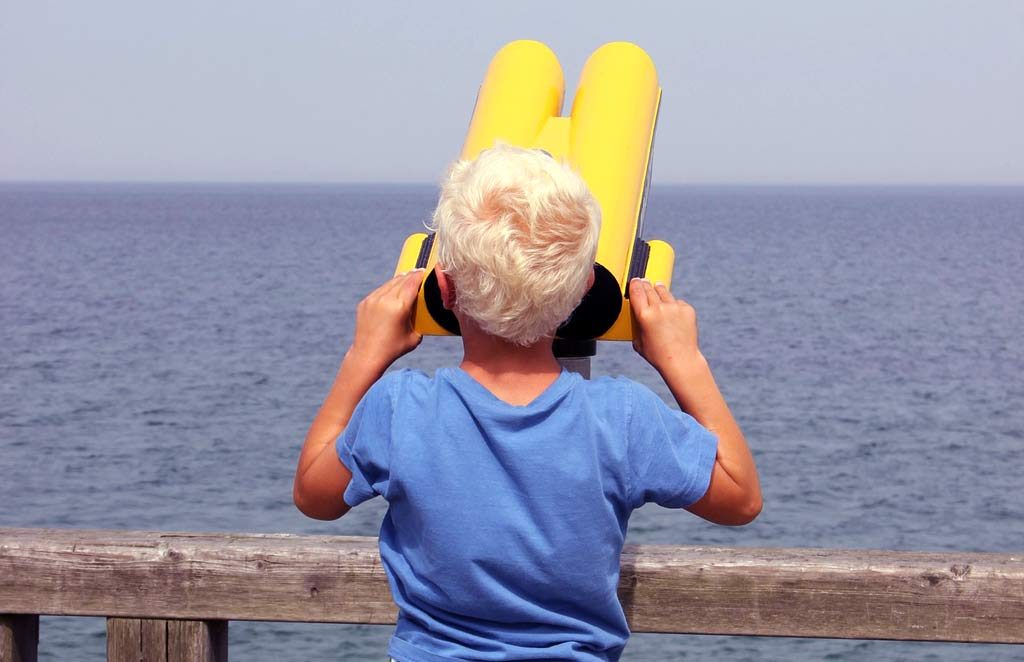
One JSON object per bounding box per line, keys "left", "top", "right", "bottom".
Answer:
{"left": 1, "top": 528, "right": 1022, "bottom": 661}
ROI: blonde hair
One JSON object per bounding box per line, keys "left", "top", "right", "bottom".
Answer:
{"left": 430, "top": 144, "right": 601, "bottom": 346}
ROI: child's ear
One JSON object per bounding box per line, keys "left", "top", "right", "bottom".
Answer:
{"left": 586, "top": 266, "right": 596, "bottom": 292}
{"left": 435, "top": 265, "right": 456, "bottom": 310}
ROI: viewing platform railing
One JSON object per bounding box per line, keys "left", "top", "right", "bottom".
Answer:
{"left": 1, "top": 528, "right": 1022, "bottom": 661}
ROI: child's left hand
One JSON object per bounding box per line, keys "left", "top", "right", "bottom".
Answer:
{"left": 348, "top": 269, "right": 426, "bottom": 370}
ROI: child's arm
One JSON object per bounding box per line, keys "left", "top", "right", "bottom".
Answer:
{"left": 293, "top": 270, "right": 425, "bottom": 520}
{"left": 629, "top": 278, "right": 762, "bottom": 525}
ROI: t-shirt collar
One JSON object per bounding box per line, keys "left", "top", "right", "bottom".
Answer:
{"left": 441, "top": 366, "right": 578, "bottom": 410}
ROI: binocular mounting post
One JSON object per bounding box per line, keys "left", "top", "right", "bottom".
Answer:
{"left": 553, "top": 338, "right": 595, "bottom": 380}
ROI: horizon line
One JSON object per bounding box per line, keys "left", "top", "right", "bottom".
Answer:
{"left": 2, "top": 179, "right": 1024, "bottom": 189}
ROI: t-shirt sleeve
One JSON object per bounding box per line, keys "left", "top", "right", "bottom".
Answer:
{"left": 626, "top": 381, "right": 719, "bottom": 509}
{"left": 335, "top": 374, "right": 396, "bottom": 507}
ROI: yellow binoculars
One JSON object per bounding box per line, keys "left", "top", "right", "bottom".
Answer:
{"left": 394, "top": 40, "right": 674, "bottom": 343}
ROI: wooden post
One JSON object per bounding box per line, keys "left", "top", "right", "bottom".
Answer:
{"left": 0, "top": 614, "right": 38, "bottom": 662}
{"left": 554, "top": 339, "right": 594, "bottom": 379}
{"left": 140, "top": 620, "right": 168, "bottom": 661}
{"left": 168, "top": 620, "right": 226, "bottom": 662}
{"left": 107, "top": 618, "right": 140, "bottom": 661}
{"left": 107, "top": 618, "right": 226, "bottom": 662}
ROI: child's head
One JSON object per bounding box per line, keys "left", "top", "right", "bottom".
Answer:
{"left": 430, "top": 144, "right": 601, "bottom": 346}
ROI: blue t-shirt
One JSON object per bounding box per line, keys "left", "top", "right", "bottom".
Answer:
{"left": 337, "top": 367, "right": 717, "bottom": 662}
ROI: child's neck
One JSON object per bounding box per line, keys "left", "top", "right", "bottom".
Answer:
{"left": 458, "top": 320, "right": 562, "bottom": 406}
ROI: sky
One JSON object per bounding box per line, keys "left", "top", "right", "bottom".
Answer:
{"left": 1, "top": 1, "right": 1022, "bottom": 185}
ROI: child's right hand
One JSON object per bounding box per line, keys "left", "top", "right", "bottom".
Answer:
{"left": 628, "top": 278, "right": 705, "bottom": 375}
{"left": 296, "top": 269, "right": 426, "bottom": 522}
{"left": 349, "top": 269, "right": 426, "bottom": 371}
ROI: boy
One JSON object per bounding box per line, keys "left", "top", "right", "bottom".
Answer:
{"left": 293, "top": 144, "right": 761, "bottom": 661}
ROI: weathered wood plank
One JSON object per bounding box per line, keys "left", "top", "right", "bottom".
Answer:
{"left": 0, "top": 529, "right": 394, "bottom": 625}
{"left": 167, "top": 620, "right": 226, "bottom": 662}
{"left": 0, "top": 614, "right": 39, "bottom": 662}
{"left": 140, "top": 619, "right": 168, "bottom": 661}
{"left": 618, "top": 544, "right": 1024, "bottom": 641}
{"left": 1, "top": 528, "right": 1023, "bottom": 643}
{"left": 107, "top": 618, "right": 141, "bottom": 662}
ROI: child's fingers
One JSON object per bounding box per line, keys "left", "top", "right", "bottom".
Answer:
{"left": 629, "top": 278, "right": 652, "bottom": 311}
{"left": 397, "top": 269, "right": 425, "bottom": 303}
{"left": 653, "top": 282, "right": 674, "bottom": 303}
{"left": 377, "top": 272, "right": 412, "bottom": 298}
{"left": 371, "top": 273, "right": 404, "bottom": 295}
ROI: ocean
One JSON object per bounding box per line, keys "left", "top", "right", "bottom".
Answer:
{"left": 1, "top": 182, "right": 1022, "bottom": 660}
